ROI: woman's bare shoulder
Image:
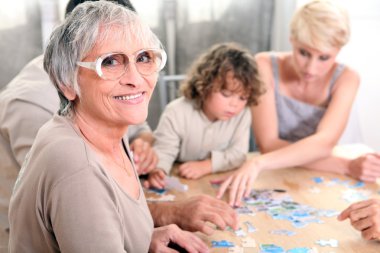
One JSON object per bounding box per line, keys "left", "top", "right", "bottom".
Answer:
{"left": 337, "top": 64, "right": 360, "bottom": 86}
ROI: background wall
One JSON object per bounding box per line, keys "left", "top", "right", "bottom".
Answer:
{"left": 0, "top": 0, "right": 379, "bottom": 149}
{"left": 336, "top": 1, "right": 380, "bottom": 150}
{"left": 0, "top": 0, "right": 43, "bottom": 88}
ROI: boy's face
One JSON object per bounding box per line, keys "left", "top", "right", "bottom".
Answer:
{"left": 202, "top": 71, "right": 248, "bottom": 122}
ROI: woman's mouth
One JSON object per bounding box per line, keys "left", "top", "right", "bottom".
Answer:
{"left": 114, "top": 92, "right": 144, "bottom": 101}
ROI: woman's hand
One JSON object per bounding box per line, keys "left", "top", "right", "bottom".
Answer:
{"left": 171, "top": 195, "right": 238, "bottom": 234}
{"left": 214, "top": 159, "right": 262, "bottom": 207}
{"left": 338, "top": 199, "right": 380, "bottom": 240}
{"left": 149, "top": 224, "right": 209, "bottom": 253}
{"left": 144, "top": 169, "right": 166, "bottom": 189}
{"left": 347, "top": 153, "right": 380, "bottom": 182}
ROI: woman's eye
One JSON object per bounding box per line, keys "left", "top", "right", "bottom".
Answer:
{"left": 102, "top": 58, "right": 117, "bottom": 66}
{"left": 102, "top": 55, "right": 124, "bottom": 67}
{"left": 319, "top": 55, "right": 330, "bottom": 61}
{"left": 240, "top": 96, "right": 248, "bottom": 101}
{"left": 137, "top": 52, "right": 152, "bottom": 63}
{"left": 299, "top": 49, "right": 309, "bottom": 57}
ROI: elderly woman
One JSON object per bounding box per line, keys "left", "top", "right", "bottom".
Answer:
{"left": 8, "top": 2, "right": 208, "bottom": 252}
{"left": 215, "top": 0, "right": 379, "bottom": 206}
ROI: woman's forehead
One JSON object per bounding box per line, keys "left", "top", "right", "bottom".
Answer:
{"left": 88, "top": 26, "right": 153, "bottom": 56}
{"left": 294, "top": 39, "right": 338, "bottom": 55}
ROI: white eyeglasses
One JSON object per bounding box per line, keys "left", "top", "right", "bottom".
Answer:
{"left": 77, "top": 48, "right": 167, "bottom": 80}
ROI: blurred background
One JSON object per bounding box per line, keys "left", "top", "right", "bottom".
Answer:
{"left": 0, "top": 0, "right": 379, "bottom": 150}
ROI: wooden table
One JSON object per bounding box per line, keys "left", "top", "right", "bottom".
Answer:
{"left": 146, "top": 161, "right": 380, "bottom": 252}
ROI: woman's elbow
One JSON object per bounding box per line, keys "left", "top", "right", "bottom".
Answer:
{"left": 256, "top": 141, "right": 279, "bottom": 154}
{"left": 316, "top": 137, "right": 336, "bottom": 159}
{"left": 319, "top": 145, "right": 334, "bottom": 159}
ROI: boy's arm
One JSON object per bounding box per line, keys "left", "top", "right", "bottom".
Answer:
{"left": 153, "top": 107, "right": 182, "bottom": 174}
{"left": 211, "top": 108, "right": 251, "bottom": 172}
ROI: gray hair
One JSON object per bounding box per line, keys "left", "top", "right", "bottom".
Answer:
{"left": 44, "top": 1, "right": 163, "bottom": 116}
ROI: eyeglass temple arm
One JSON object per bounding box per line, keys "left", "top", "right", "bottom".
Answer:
{"left": 77, "top": 61, "right": 96, "bottom": 70}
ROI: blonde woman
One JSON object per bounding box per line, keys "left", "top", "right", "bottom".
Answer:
{"left": 217, "top": 0, "right": 380, "bottom": 206}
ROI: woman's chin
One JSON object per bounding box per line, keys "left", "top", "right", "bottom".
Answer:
{"left": 126, "top": 115, "right": 148, "bottom": 126}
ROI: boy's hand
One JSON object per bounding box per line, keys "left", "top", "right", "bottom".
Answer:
{"left": 178, "top": 160, "right": 212, "bottom": 179}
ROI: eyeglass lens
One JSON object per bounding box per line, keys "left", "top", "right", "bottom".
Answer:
{"left": 100, "top": 50, "right": 163, "bottom": 79}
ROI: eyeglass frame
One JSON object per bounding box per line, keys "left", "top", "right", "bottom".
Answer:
{"left": 76, "top": 48, "right": 167, "bottom": 80}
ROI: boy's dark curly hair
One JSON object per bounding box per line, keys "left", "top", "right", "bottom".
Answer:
{"left": 180, "top": 43, "right": 265, "bottom": 109}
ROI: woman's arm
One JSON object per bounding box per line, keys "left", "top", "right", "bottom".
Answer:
{"left": 217, "top": 54, "right": 361, "bottom": 206}
{"left": 49, "top": 168, "right": 127, "bottom": 252}
{"left": 253, "top": 53, "right": 361, "bottom": 171}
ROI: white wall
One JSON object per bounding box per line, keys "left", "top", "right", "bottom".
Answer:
{"left": 271, "top": 0, "right": 295, "bottom": 51}
{"left": 337, "top": 1, "right": 380, "bottom": 150}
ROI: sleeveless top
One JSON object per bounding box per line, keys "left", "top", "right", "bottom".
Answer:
{"left": 272, "top": 55, "right": 345, "bottom": 142}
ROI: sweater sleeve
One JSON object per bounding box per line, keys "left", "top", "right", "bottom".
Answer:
{"left": 153, "top": 105, "right": 183, "bottom": 174}
{"left": 3, "top": 99, "right": 54, "bottom": 167}
{"left": 47, "top": 167, "right": 127, "bottom": 253}
{"left": 211, "top": 108, "right": 251, "bottom": 172}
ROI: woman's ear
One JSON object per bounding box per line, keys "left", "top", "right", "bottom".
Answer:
{"left": 59, "top": 84, "right": 77, "bottom": 101}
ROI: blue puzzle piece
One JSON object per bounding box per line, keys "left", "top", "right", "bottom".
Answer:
{"left": 211, "top": 240, "right": 234, "bottom": 248}
{"left": 350, "top": 181, "right": 365, "bottom": 188}
{"left": 148, "top": 188, "right": 167, "bottom": 194}
{"left": 312, "top": 177, "right": 323, "bottom": 184}
{"left": 286, "top": 247, "right": 311, "bottom": 253}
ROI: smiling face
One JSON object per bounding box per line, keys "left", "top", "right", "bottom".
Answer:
{"left": 202, "top": 71, "right": 248, "bottom": 122}
{"left": 291, "top": 39, "right": 340, "bottom": 83}
{"left": 74, "top": 26, "right": 158, "bottom": 128}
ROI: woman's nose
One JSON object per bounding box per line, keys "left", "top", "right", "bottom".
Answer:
{"left": 305, "top": 58, "right": 317, "bottom": 73}
{"left": 119, "top": 62, "right": 144, "bottom": 87}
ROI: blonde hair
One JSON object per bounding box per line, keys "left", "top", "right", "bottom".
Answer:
{"left": 290, "top": 0, "right": 350, "bottom": 50}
